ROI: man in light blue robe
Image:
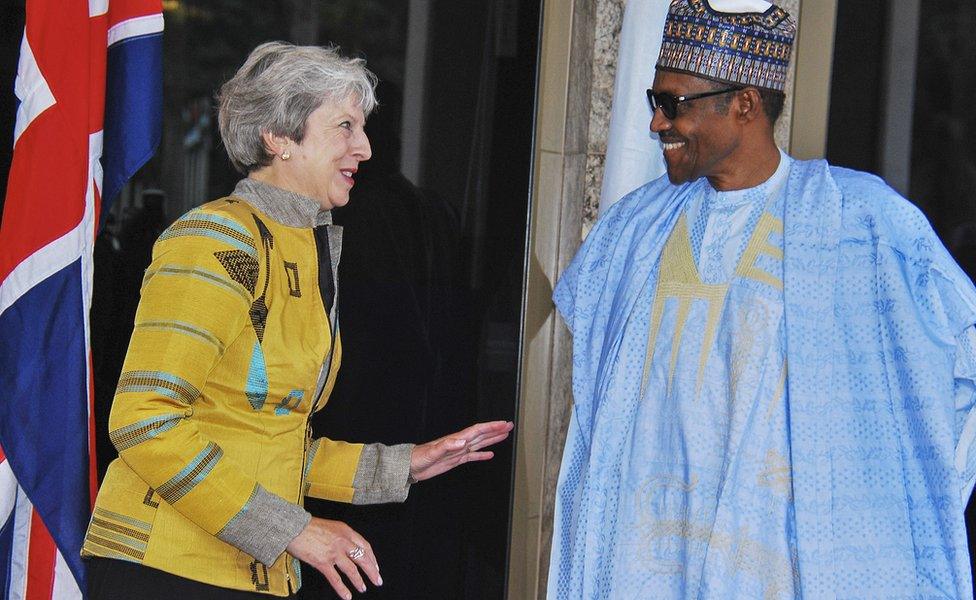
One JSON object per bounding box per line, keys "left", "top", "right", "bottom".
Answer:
{"left": 547, "top": 1, "right": 976, "bottom": 598}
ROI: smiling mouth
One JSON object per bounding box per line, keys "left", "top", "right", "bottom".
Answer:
{"left": 340, "top": 170, "right": 354, "bottom": 178}
{"left": 661, "top": 141, "right": 685, "bottom": 151}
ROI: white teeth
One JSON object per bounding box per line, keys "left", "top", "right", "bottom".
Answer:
{"left": 341, "top": 171, "right": 353, "bottom": 177}
{"left": 661, "top": 141, "right": 685, "bottom": 151}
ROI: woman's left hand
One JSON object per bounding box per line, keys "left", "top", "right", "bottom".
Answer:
{"left": 409, "top": 420, "right": 514, "bottom": 482}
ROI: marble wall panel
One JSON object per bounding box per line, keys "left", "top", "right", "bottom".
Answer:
{"left": 583, "top": 0, "right": 625, "bottom": 237}
{"left": 588, "top": 0, "right": 625, "bottom": 155}
{"left": 582, "top": 152, "right": 605, "bottom": 239}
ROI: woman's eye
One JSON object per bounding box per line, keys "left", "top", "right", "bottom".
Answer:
{"left": 339, "top": 121, "right": 352, "bottom": 130}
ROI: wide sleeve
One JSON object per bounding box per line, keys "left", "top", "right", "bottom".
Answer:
{"left": 552, "top": 242, "right": 585, "bottom": 333}
{"left": 917, "top": 240, "right": 976, "bottom": 503}
{"left": 108, "top": 209, "right": 308, "bottom": 565}
{"left": 954, "top": 327, "right": 976, "bottom": 502}
{"left": 552, "top": 183, "right": 659, "bottom": 335}
{"left": 912, "top": 245, "right": 976, "bottom": 505}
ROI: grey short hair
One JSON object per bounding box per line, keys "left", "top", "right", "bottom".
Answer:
{"left": 217, "top": 41, "right": 378, "bottom": 174}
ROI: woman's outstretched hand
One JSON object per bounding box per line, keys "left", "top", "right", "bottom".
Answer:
{"left": 286, "top": 517, "right": 379, "bottom": 600}
{"left": 409, "top": 420, "right": 514, "bottom": 482}
{"left": 288, "top": 421, "right": 512, "bottom": 596}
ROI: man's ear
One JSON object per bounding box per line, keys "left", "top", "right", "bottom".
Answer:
{"left": 261, "top": 130, "right": 292, "bottom": 159}
{"left": 735, "top": 88, "right": 763, "bottom": 124}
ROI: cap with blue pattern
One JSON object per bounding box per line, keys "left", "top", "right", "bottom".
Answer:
{"left": 656, "top": 0, "right": 797, "bottom": 92}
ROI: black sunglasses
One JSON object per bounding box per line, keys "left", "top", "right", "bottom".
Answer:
{"left": 646, "top": 87, "right": 741, "bottom": 120}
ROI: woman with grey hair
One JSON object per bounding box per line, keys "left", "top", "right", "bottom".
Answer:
{"left": 82, "top": 42, "right": 513, "bottom": 600}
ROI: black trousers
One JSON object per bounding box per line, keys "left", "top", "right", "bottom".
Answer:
{"left": 86, "top": 558, "right": 291, "bottom": 600}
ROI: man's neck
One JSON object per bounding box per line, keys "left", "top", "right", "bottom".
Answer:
{"left": 706, "top": 139, "right": 782, "bottom": 192}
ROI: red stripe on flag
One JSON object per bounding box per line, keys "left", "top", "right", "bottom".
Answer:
{"left": 107, "top": 0, "right": 163, "bottom": 28}
{"left": 25, "top": 510, "right": 57, "bottom": 600}
{"left": 0, "top": 0, "right": 90, "bottom": 281}
{"left": 89, "top": 12, "right": 107, "bottom": 138}
{"left": 0, "top": 110, "right": 87, "bottom": 281}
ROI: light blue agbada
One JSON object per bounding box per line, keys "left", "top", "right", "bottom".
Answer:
{"left": 549, "top": 158, "right": 976, "bottom": 599}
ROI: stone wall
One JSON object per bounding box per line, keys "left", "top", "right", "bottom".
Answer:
{"left": 583, "top": 0, "right": 625, "bottom": 236}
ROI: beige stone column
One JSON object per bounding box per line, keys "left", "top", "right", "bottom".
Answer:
{"left": 508, "top": 0, "right": 836, "bottom": 597}
{"left": 507, "top": 1, "right": 596, "bottom": 597}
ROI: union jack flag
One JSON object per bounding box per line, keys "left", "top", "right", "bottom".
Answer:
{"left": 0, "top": 1, "right": 162, "bottom": 598}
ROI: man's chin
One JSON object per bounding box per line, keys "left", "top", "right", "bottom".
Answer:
{"left": 665, "top": 168, "right": 690, "bottom": 185}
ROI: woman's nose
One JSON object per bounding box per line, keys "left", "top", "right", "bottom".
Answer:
{"left": 354, "top": 131, "right": 372, "bottom": 160}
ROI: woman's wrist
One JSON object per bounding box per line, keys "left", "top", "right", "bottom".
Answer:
{"left": 349, "top": 443, "right": 414, "bottom": 504}
{"left": 217, "top": 484, "right": 311, "bottom": 565}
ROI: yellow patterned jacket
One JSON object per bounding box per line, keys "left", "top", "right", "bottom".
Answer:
{"left": 82, "top": 179, "right": 413, "bottom": 596}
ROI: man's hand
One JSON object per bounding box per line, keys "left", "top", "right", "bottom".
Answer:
{"left": 286, "top": 517, "right": 380, "bottom": 600}
{"left": 410, "top": 420, "right": 514, "bottom": 482}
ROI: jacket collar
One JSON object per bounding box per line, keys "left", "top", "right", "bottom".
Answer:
{"left": 231, "top": 178, "right": 332, "bottom": 228}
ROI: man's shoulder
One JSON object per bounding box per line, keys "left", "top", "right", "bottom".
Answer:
{"left": 612, "top": 172, "right": 675, "bottom": 205}
{"left": 783, "top": 161, "right": 939, "bottom": 259}
{"left": 600, "top": 173, "right": 686, "bottom": 223}
{"left": 581, "top": 175, "right": 690, "bottom": 251}
{"left": 578, "top": 174, "right": 689, "bottom": 262}
{"left": 821, "top": 163, "right": 933, "bottom": 237}
{"left": 826, "top": 164, "right": 898, "bottom": 202}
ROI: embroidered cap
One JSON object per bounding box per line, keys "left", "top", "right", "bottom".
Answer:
{"left": 656, "top": 0, "right": 796, "bottom": 92}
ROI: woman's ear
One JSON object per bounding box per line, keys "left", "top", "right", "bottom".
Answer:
{"left": 261, "top": 130, "right": 293, "bottom": 160}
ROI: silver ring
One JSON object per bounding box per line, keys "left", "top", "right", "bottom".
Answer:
{"left": 347, "top": 546, "right": 365, "bottom": 561}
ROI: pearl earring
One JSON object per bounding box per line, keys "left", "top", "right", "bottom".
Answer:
{"left": 281, "top": 151, "right": 291, "bottom": 160}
